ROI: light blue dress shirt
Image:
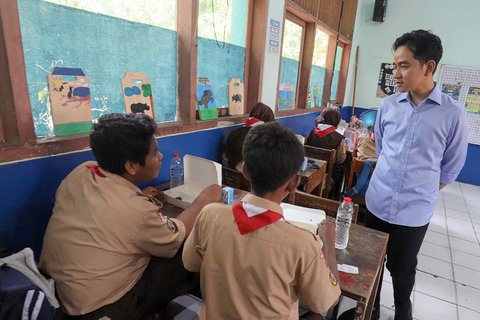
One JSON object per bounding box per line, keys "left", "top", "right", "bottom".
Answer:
{"left": 365, "top": 84, "right": 468, "bottom": 227}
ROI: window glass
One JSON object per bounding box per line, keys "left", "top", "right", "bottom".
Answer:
{"left": 197, "top": 0, "right": 248, "bottom": 113}
{"left": 309, "top": 28, "right": 329, "bottom": 108}
{"left": 17, "top": 0, "right": 177, "bottom": 137}
{"left": 278, "top": 19, "right": 303, "bottom": 110}
{"left": 330, "top": 45, "right": 343, "bottom": 101}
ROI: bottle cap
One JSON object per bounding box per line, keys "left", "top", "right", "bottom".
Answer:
{"left": 173, "top": 153, "right": 180, "bottom": 158}
{"left": 343, "top": 197, "right": 352, "bottom": 203}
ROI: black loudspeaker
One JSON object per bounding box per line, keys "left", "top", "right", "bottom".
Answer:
{"left": 373, "top": 0, "right": 387, "bottom": 22}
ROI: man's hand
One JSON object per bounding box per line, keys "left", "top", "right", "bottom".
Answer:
{"left": 194, "top": 184, "right": 223, "bottom": 207}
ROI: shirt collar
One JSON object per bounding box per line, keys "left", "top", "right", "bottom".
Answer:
{"left": 241, "top": 193, "right": 284, "bottom": 216}
{"left": 396, "top": 82, "right": 442, "bottom": 106}
{"left": 86, "top": 161, "right": 143, "bottom": 194}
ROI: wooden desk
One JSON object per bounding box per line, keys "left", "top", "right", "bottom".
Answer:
{"left": 159, "top": 188, "right": 387, "bottom": 320}
{"left": 335, "top": 221, "right": 388, "bottom": 320}
{"left": 297, "top": 159, "right": 327, "bottom": 196}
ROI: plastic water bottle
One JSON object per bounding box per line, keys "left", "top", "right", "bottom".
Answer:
{"left": 335, "top": 197, "right": 354, "bottom": 249}
{"left": 170, "top": 153, "right": 184, "bottom": 189}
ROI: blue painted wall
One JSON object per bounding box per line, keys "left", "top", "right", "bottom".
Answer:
{"left": 0, "top": 113, "right": 319, "bottom": 258}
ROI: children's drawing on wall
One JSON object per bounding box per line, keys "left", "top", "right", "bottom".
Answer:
{"left": 376, "top": 62, "right": 397, "bottom": 98}
{"left": 278, "top": 83, "right": 295, "bottom": 110}
{"left": 197, "top": 77, "right": 217, "bottom": 108}
{"left": 465, "top": 86, "right": 480, "bottom": 114}
{"left": 47, "top": 67, "right": 92, "bottom": 136}
{"left": 121, "top": 72, "right": 155, "bottom": 120}
{"left": 441, "top": 84, "right": 461, "bottom": 102}
{"left": 196, "top": 77, "right": 218, "bottom": 120}
{"left": 228, "top": 78, "right": 244, "bottom": 115}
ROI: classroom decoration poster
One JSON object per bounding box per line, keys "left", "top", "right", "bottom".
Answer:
{"left": 47, "top": 67, "right": 92, "bottom": 136}
{"left": 465, "top": 87, "right": 480, "bottom": 114}
{"left": 439, "top": 64, "right": 480, "bottom": 145}
{"left": 121, "top": 72, "right": 155, "bottom": 120}
{"left": 228, "top": 78, "right": 244, "bottom": 115}
{"left": 441, "top": 84, "right": 461, "bottom": 101}
{"left": 278, "top": 83, "right": 295, "bottom": 110}
{"left": 376, "top": 63, "right": 397, "bottom": 98}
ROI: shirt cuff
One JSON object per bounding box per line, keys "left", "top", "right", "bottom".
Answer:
{"left": 440, "top": 171, "right": 458, "bottom": 185}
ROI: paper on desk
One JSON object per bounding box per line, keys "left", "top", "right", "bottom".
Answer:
{"left": 280, "top": 203, "right": 326, "bottom": 234}
{"left": 337, "top": 264, "right": 359, "bottom": 274}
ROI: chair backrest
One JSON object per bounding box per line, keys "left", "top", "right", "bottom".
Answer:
{"left": 222, "top": 166, "right": 250, "bottom": 191}
{"left": 346, "top": 157, "right": 366, "bottom": 205}
{"left": 287, "top": 190, "right": 358, "bottom": 223}
{"left": 304, "top": 145, "right": 336, "bottom": 197}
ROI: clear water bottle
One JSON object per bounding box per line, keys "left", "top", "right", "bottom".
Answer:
{"left": 335, "top": 197, "right": 354, "bottom": 249}
{"left": 170, "top": 153, "right": 184, "bottom": 189}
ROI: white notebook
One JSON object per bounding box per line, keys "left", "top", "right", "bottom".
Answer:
{"left": 280, "top": 203, "right": 326, "bottom": 234}
{"left": 163, "top": 155, "right": 222, "bottom": 209}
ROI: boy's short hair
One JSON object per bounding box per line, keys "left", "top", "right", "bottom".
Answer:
{"left": 90, "top": 113, "right": 157, "bottom": 175}
{"left": 393, "top": 29, "right": 443, "bottom": 73}
{"left": 243, "top": 123, "right": 304, "bottom": 196}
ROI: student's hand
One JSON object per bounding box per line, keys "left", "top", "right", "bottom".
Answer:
{"left": 194, "top": 184, "right": 223, "bottom": 207}
{"left": 317, "top": 219, "right": 335, "bottom": 245}
{"left": 142, "top": 186, "right": 163, "bottom": 198}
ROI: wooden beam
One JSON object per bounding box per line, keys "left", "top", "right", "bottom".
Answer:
{"left": 297, "top": 22, "right": 315, "bottom": 109}
{"left": 0, "top": 0, "right": 35, "bottom": 146}
{"left": 177, "top": 0, "right": 198, "bottom": 124}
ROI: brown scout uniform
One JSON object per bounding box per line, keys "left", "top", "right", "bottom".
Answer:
{"left": 40, "top": 161, "right": 185, "bottom": 315}
{"left": 183, "top": 194, "right": 340, "bottom": 320}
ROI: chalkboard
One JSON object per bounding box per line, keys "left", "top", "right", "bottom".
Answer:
{"left": 438, "top": 64, "right": 480, "bottom": 145}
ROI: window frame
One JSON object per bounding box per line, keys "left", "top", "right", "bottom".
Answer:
{"left": 277, "top": 4, "right": 352, "bottom": 116}
{"left": 0, "top": 0, "right": 258, "bottom": 163}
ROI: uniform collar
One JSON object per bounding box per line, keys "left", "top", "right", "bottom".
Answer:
{"left": 396, "top": 82, "right": 442, "bottom": 106}
{"left": 85, "top": 161, "right": 143, "bottom": 194}
{"left": 241, "top": 193, "right": 284, "bottom": 215}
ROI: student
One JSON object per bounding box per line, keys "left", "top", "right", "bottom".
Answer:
{"left": 356, "top": 127, "right": 376, "bottom": 160}
{"left": 305, "top": 108, "right": 347, "bottom": 197}
{"left": 183, "top": 122, "right": 340, "bottom": 319}
{"left": 365, "top": 30, "right": 468, "bottom": 320}
{"left": 222, "top": 102, "right": 275, "bottom": 171}
{"left": 40, "top": 113, "right": 222, "bottom": 319}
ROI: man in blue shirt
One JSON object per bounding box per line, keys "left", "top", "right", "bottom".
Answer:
{"left": 365, "top": 30, "right": 468, "bottom": 320}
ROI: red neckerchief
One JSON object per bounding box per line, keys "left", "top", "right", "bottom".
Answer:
{"left": 244, "top": 117, "right": 264, "bottom": 128}
{"left": 232, "top": 201, "right": 283, "bottom": 234}
{"left": 85, "top": 164, "right": 107, "bottom": 178}
{"left": 314, "top": 125, "right": 336, "bottom": 138}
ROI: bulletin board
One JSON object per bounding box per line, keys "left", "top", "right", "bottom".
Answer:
{"left": 438, "top": 64, "right": 480, "bottom": 145}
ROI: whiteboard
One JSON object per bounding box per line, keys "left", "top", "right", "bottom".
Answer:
{"left": 438, "top": 64, "right": 480, "bottom": 145}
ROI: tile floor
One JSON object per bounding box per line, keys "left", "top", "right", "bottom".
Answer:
{"left": 337, "top": 182, "right": 480, "bottom": 320}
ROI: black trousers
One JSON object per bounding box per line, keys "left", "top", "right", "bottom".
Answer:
{"left": 66, "top": 247, "right": 198, "bottom": 320}
{"left": 365, "top": 211, "right": 428, "bottom": 315}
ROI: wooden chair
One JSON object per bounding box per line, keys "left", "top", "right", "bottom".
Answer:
{"left": 304, "top": 145, "right": 336, "bottom": 198}
{"left": 222, "top": 166, "right": 250, "bottom": 191}
{"left": 287, "top": 190, "right": 359, "bottom": 223}
{"left": 345, "top": 157, "right": 366, "bottom": 206}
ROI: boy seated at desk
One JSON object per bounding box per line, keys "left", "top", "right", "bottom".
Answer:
{"left": 40, "top": 113, "right": 221, "bottom": 319}
{"left": 183, "top": 122, "right": 341, "bottom": 319}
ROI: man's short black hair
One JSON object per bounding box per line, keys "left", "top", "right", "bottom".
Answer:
{"left": 243, "top": 122, "right": 304, "bottom": 196}
{"left": 90, "top": 113, "right": 157, "bottom": 175}
{"left": 393, "top": 29, "right": 443, "bottom": 73}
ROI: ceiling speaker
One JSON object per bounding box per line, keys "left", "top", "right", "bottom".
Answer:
{"left": 373, "top": 0, "right": 387, "bottom": 22}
